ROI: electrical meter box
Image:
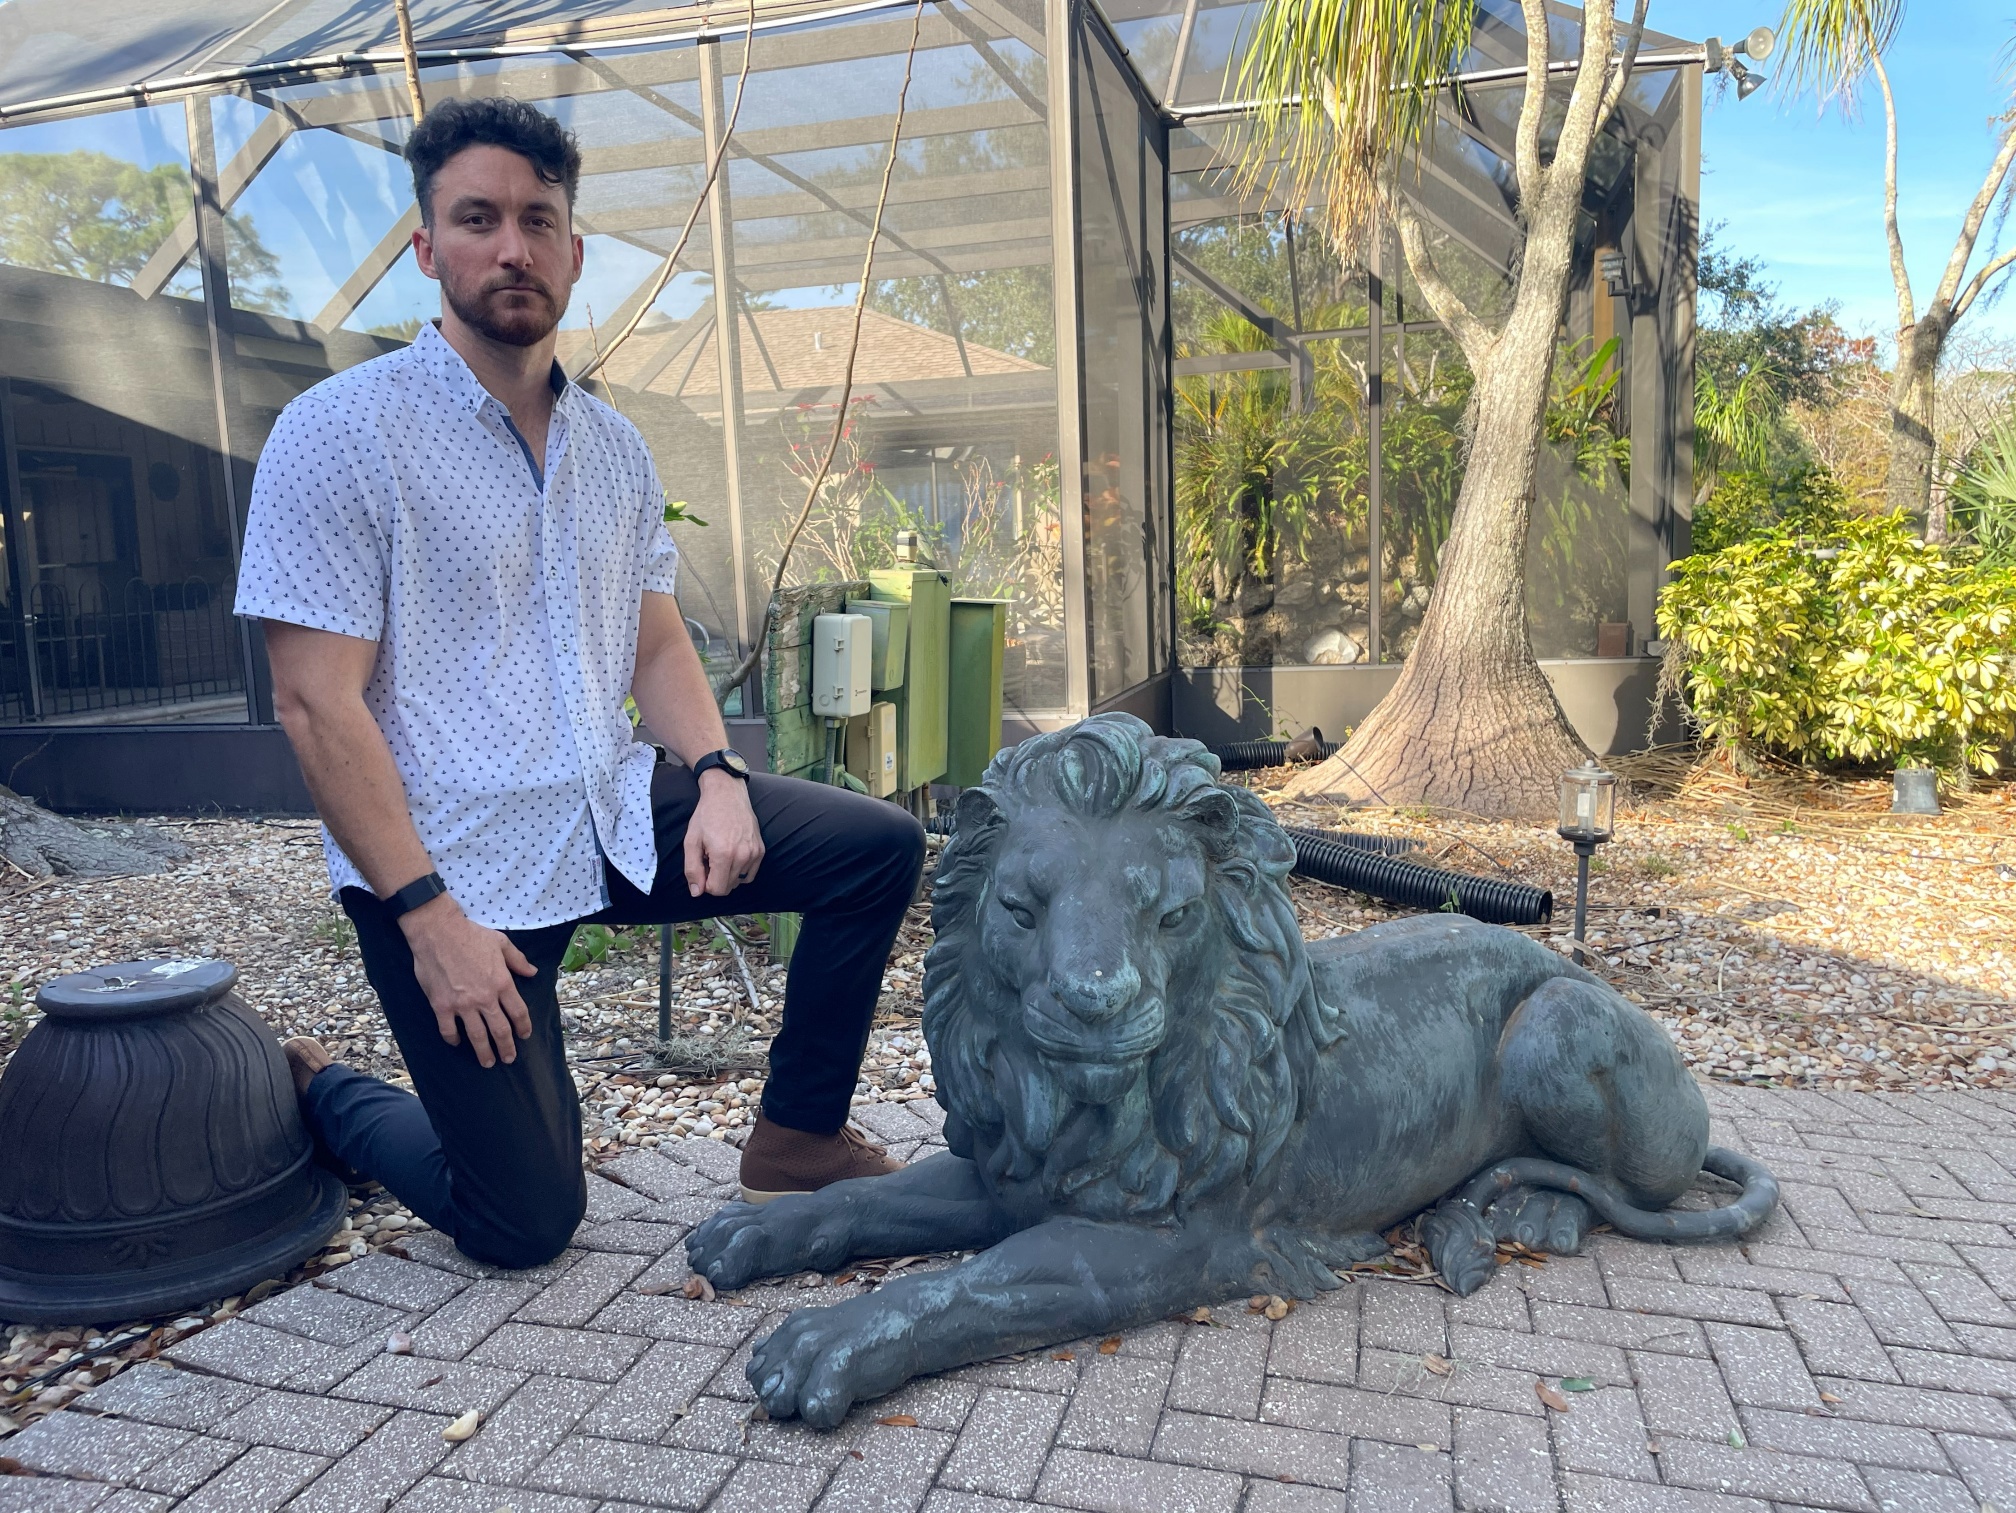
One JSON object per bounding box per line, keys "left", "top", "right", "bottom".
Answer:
{"left": 844, "top": 599, "right": 909, "bottom": 691}
{"left": 811, "top": 613, "right": 872, "bottom": 718}
{"left": 867, "top": 568, "right": 951, "bottom": 791}
{"left": 846, "top": 701, "right": 899, "bottom": 797}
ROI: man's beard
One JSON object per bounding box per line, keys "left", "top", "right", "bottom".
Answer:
{"left": 442, "top": 269, "right": 566, "bottom": 347}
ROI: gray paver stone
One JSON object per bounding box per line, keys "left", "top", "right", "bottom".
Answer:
{"left": 163, "top": 1319, "right": 374, "bottom": 1391}
{"left": 0, "top": 1480, "right": 115, "bottom": 1512}
{"left": 1057, "top": 1355, "right": 1169, "bottom": 1456}
{"left": 134, "top": 1435, "right": 246, "bottom": 1496}
{"left": 1559, "top": 1471, "right": 1770, "bottom": 1513}
{"left": 527, "top": 1435, "right": 735, "bottom": 1508}
{"left": 1167, "top": 1315, "right": 1269, "bottom": 1419}
{"left": 708, "top": 1460, "right": 831, "bottom": 1513}
{"left": 1267, "top": 1294, "right": 1361, "bottom": 1384}
{"left": 1453, "top": 1406, "right": 1557, "bottom": 1513}
{"left": 1347, "top": 1440, "right": 1453, "bottom": 1513}
{"left": 515, "top": 1251, "right": 649, "bottom": 1328}
{"left": 573, "top": 1340, "right": 725, "bottom": 1442}
{"left": 1855, "top": 1468, "right": 1977, "bottom": 1513}
{"left": 1605, "top": 1279, "right": 1782, "bottom": 1330}
{"left": 1899, "top": 1264, "right": 2016, "bottom": 1328}
{"left": 172, "top": 1444, "right": 328, "bottom": 1513}
{"left": 859, "top": 1376, "right": 978, "bottom": 1431}
{"left": 1840, "top": 1285, "right": 1960, "bottom": 1351}
{"left": 440, "top": 1372, "right": 606, "bottom": 1484}
{"left": 1359, "top": 1347, "right": 1543, "bottom": 1417}
{"left": 1361, "top": 1283, "right": 1450, "bottom": 1356}
{"left": 330, "top": 1256, "right": 469, "bottom": 1312}
{"left": 287, "top": 1408, "right": 452, "bottom": 1513}
{"left": 1938, "top": 1431, "right": 2016, "bottom": 1504}
{"left": 597, "top": 1151, "right": 713, "bottom": 1202}
{"left": 582, "top": 1173, "right": 651, "bottom": 1224}
{"left": 1891, "top": 1344, "right": 2016, "bottom": 1396}
{"left": 567, "top": 1219, "right": 688, "bottom": 1257}
{"left": 1549, "top": 1385, "right": 1658, "bottom": 1482}
{"left": 1447, "top": 1277, "right": 1531, "bottom": 1333}
{"left": 1705, "top": 1326, "right": 1825, "bottom": 1411}
{"left": 332, "top": 1353, "right": 526, "bottom": 1416}
{"left": 810, "top": 1422, "right": 952, "bottom": 1513}
{"left": 658, "top": 1135, "right": 742, "bottom": 1185}
{"left": 210, "top": 1389, "right": 392, "bottom": 1455}
{"left": 1522, "top": 1256, "right": 1609, "bottom": 1308}
{"left": 1259, "top": 1379, "right": 1450, "bottom": 1448}
{"left": 1734, "top": 1409, "right": 1947, "bottom": 1472}
{"left": 1653, "top": 1438, "right": 1873, "bottom": 1512}
{"left": 1034, "top": 1446, "right": 1243, "bottom": 1513}
{"left": 1811, "top": 1377, "right": 2016, "bottom": 1434}
{"left": 467, "top": 1321, "right": 648, "bottom": 1382}
{"left": 1781, "top": 1302, "right": 1900, "bottom": 1383}
{"left": 389, "top": 1476, "right": 598, "bottom": 1512}
{"left": 1450, "top": 1325, "right": 1630, "bottom": 1386}
{"left": 1630, "top": 1354, "right": 1742, "bottom": 1440}
{"left": 937, "top": 1387, "right": 1065, "bottom": 1498}
{"left": 244, "top": 1285, "right": 404, "bottom": 1346}
{"left": 2, "top": 1410, "right": 191, "bottom": 1482}
{"left": 1243, "top": 1486, "right": 1353, "bottom": 1513}
{"left": 587, "top": 1293, "right": 764, "bottom": 1349}
{"left": 1151, "top": 1409, "right": 1353, "bottom": 1491}
{"left": 408, "top": 1278, "right": 541, "bottom": 1361}
{"left": 1528, "top": 1302, "right": 1708, "bottom": 1358}
{"left": 74, "top": 1363, "right": 263, "bottom": 1431}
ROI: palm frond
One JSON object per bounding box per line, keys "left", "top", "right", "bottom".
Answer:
{"left": 1230, "top": 0, "right": 1475, "bottom": 249}
{"left": 1773, "top": 0, "right": 1906, "bottom": 108}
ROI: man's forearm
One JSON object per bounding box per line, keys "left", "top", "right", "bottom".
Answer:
{"left": 280, "top": 696, "right": 437, "bottom": 898}
{"left": 631, "top": 613, "right": 731, "bottom": 766}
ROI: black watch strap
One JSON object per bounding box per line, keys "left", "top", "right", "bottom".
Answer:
{"left": 382, "top": 871, "right": 448, "bottom": 920}
{"left": 692, "top": 748, "right": 751, "bottom": 782}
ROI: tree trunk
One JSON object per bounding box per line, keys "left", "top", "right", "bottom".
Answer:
{"left": 1887, "top": 322, "right": 1941, "bottom": 532}
{"left": 1282, "top": 189, "right": 1592, "bottom": 818}
{"left": 0, "top": 786, "right": 189, "bottom": 880}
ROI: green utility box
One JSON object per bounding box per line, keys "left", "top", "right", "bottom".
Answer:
{"left": 867, "top": 568, "right": 951, "bottom": 791}
{"left": 762, "top": 578, "right": 870, "bottom": 780}
{"left": 947, "top": 598, "right": 1008, "bottom": 788}
{"left": 846, "top": 599, "right": 910, "bottom": 691}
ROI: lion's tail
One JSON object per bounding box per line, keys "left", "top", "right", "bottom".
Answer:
{"left": 1455, "top": 1146, "right": 1780, "bottom": 1243}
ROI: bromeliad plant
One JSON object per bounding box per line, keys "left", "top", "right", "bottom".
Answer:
{"left": 1656, "top": 512, "right": 2016, "bottom": 774}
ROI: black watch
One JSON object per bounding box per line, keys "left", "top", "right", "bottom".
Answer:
{"left": 692, "top": 748, "right": 752, "bottom": 782}
{"left": 382, "top": 871, "right": 448, "bottom": 920}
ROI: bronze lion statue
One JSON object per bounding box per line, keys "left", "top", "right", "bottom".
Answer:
{"left": 686, "top": 713, "right": 1777, "bottom": 1428}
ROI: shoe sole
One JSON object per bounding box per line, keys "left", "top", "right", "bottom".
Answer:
{"left": 739, "top": 1185, "right": 808, "bottom": 1205}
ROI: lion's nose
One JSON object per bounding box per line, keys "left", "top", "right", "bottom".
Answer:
{"left": 1049, "top": 959, "right": 1141, "bottom": 1023}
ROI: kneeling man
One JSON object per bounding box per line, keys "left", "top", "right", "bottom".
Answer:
{"left": 236, "top": 97, "right": 923, "bottom": 1270}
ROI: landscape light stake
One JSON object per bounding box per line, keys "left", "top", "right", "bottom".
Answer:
{"left": 1557, "top": 762, "right": 1616, "bottom": 963}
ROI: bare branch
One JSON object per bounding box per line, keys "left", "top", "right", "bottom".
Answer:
{"left": 1954, "top": 245, "right": 2016, "bottom": 324}
{"left": 1546, "top": 0, "right": 1617, "bottom": 216}
{"left": 1514, "top": 0, "right": 1549, "bottom": 212}
{"left": 1869, "top": 46, "right": 1915, "bottom": 334}
{"left": 1930, "top": 117, "right": 2016, "bottom": 314}
{"left": 1595, "top": 0, "right": 1652, "bottom": 137}
{"left": 1390, "top": 188, "right": 1493, "bottom": 368}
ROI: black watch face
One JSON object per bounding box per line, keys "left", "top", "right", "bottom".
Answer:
{"left": 721, "top": 749, "right": 751, "bottom": 777}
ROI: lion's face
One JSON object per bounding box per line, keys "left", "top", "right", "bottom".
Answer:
{"left": 973, "top": 805, "right": 1217, "bottom": 1106}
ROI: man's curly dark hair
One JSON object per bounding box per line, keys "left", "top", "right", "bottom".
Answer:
{"left": 404, "top": 97, "right": 582, "bottom": 226}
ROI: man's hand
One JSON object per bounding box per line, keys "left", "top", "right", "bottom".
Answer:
{"left": 399, "top": 897, "right": 537, "bottom": 1067}
{"left": 685, "top": 771, "right": 765, "bottom": 897}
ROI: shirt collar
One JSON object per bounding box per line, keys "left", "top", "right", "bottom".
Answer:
{"left": 414, "top": 319, "right": 573, "bottom": 416}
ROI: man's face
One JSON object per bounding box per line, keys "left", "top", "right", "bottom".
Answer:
{"left": 414, "top": 144, "right": 583, "bottom": 347}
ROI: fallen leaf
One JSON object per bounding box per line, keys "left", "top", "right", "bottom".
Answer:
{"left": 1248, "top": 1294, "right": 1270, "bottom": 1312}
{"left": 1416, "top": 1443, "right": 1438, "bottom": 1453}
{"left": 848, "top": 1450, "right": 865, "bottom": 1460}
{"left": 419, "top": 1374, "right": 444, "bottom": 1389}
{"left": 386, "top": 1332, "right": 413, "bottom": 1356}
{"left": 1051, "top": 1351, "right": 1075, "bottom": 1362}
{"left": 1264, "top": 1297, "right": 1292, "bottom": 1321}
{"left": 381, "top": 1243, "right": 412, "bottom": 1260}
{"left": 1188, "top": 1306, "right": 1213, "bottom": 1324}
{"left": 1646, "top": 1440, "right": 1662, "bottom": 1455}
{"left": 1819, "top": 1392, "right": 1843, "bottom": 1405}
{"left": 684, "top": 1275, "right": 717, "bottom": 1303}
{"left": 1560, "top": 1377, "right": 1595, "bottom": 1392}
{"left": 1422, "top": 1354, "right": 1455, "bottom": 1377}
{"left": 834, "top": 1273, "right": 856, "bottom": 1286}
{"left": 442, "top": 1409, "right": 481, "bottom": 1443}
{"left": 0, "top": 1458, "right": 23, "bottom": 1476}
{"left": 1097, "top": 1338, "right": 1123, "bottom": 1355}
{"left": 243, "top": 1278, "right": 283, "bottom": 1305}
{"left": 1535, "top": 1382, "right": 1570, "bottom": 1412}
{"left": 876, "top": 1414, "right": 919, "bottom": 1427}
{"left": 636, "top": 1283, "right": 673, "bottom": 1297}
{"left": 1728, "top": 1429, "right": 1746, "bottom": 1448}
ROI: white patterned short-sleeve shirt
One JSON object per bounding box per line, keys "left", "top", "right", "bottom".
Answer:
{"left": 235, "top": 321, "right": 680, "bottom": 929}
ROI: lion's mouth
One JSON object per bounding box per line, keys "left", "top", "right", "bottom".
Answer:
{"left": 1024, "top": 1000, "right": 1166, "bottom": 1064}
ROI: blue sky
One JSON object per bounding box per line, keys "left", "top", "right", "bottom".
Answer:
{"left": 1664, "top": 0, "right": 2016, "bottom": 344}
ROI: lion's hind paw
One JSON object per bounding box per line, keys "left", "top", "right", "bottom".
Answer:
{"left": 1488, "top": 1188, "right": 1590, "bottom": 1256}
{"left": 1419, "top": 1199, "right": 1496, "bottom": 1297}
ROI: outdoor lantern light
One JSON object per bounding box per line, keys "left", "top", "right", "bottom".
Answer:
{"left": 1558, "top": 762, "right": 1617, "bottom": 959}
{"left": 1598, "top": 249, "right": 1630, "bottom": 299}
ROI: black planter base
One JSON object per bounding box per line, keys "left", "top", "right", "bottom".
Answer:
{"left": 0, "top": 1167, "right": 347, "bottom": 1327}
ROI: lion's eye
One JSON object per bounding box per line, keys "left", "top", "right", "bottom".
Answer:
{"left": 1001, "top": 900, "right": 1036, "bottom": 929}
{"left": 1160, "top": 902, "right": 1196, "bottom": 931}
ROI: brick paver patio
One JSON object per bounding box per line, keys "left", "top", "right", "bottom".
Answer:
{"left": 13, "top": 1083, "right": 2016, "bottom": 1513}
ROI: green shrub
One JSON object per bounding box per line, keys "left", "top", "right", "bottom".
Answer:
{"left": 1692, "top": 463, "right": 1847, "bottom": 554}
{"left": 1656, "top": 512, "right": 2016, "bottom": 774}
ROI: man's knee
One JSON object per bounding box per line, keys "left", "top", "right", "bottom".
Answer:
{"left": 454, "top": 1173, "right": 585, "bottom": 1270}
{"left": 866, "top": 804, "right": 926, "bottom": 898}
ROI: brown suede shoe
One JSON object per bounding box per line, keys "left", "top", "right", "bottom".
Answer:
{"left": 282, "top": 1036, "right": 335, "bottom": 1094}
{"left": 739, "top": 1114, "right": 902, "bottom": 1203}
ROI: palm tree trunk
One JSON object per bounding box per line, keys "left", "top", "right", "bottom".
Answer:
{"left": 1887, "top": 323, "right": 1940, "bottom": 532}
{"left": 1283, "top": 192, "right": 1591, "bottom": 817}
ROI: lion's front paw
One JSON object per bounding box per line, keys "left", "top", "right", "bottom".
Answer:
{"left": 685, "top": 1194, "right": 854, "bottom": 1290}
{"left": 748, "top": 1297, "right": 915, "bottom": 1429}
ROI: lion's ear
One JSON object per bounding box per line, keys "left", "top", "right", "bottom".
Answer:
{"left": 953, "top": 786, "right": 1003, "bottom": 842}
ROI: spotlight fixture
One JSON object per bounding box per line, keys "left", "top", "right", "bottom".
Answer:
{"left": 1704, "top": 26, "right": 1774, "bottom": 101}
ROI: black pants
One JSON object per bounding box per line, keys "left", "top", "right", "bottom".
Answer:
{"left": 301, "top": 766, "right": 925, "bottom": 1269}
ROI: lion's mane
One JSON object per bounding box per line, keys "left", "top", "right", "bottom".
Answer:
{"left": 922, "top": 713, "right": 1344, "bottom": 1226}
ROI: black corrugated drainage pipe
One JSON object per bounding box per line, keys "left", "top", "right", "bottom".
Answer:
{"left": 1209, "top": 738, "right": 1341, "bottom": 771}
{"left": 1289, "top": 830, "right": 1553, "bottom": 926}
{"left": 1282, "top": 825, "right": 1420, "bottom": 858}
